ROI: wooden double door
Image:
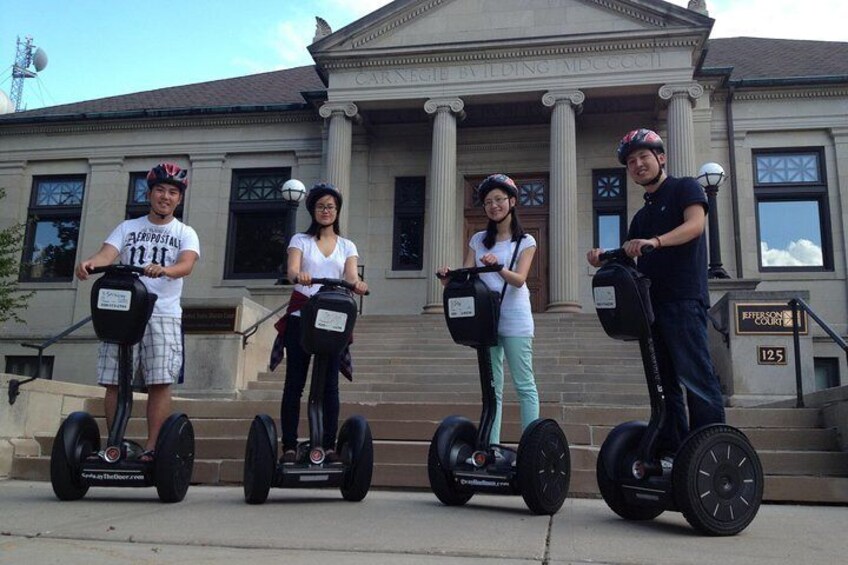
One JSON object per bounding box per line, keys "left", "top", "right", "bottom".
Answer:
{"left": 463, "top": 175, "right": 549, "bottom": 312}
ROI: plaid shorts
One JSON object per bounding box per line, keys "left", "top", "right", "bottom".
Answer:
{"left": 97, "top": 316, "right": 183, "bottom": 386}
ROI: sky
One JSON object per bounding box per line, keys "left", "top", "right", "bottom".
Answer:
{"left": 1, "top": 0, "right": 846, "bottom": 111}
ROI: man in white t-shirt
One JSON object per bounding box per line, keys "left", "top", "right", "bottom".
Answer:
{"left": 76, "top": 163, "right": 200, "bottom": 460}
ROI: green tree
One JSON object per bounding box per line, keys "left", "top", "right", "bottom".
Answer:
{"left": 0, "top": 187, "right": 34, "bottom": 323}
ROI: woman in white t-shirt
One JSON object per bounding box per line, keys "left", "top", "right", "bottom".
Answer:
{"left": 278, "top": 182, "right": 367, "bottom": 464}
{"left": 439, "top": 173, "right": 540, "bottom": 446}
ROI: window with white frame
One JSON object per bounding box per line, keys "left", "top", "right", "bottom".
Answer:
{"left": 753, "top": 149, "right": 832, "bottom": 271}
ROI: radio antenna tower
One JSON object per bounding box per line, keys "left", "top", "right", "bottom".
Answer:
{"left": 9, "top": 36, "right": 48, "bottom": 112}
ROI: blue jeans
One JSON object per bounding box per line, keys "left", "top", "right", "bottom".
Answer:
{"left": 489, "top": 336, "right": 540, "bottom": 444}
{"left": 652, "top": 300, "right": 726, "bottom": 451}
{"left": 280, "top": 316, "right": 340, "bottom": 451}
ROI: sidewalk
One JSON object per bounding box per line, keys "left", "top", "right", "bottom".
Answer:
{"left": 1, "top": 480, "right": 845, "bottom": 564}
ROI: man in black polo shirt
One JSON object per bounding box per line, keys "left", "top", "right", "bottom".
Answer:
{"left": 587, "top": 128, "right": 725, "bottom": 454}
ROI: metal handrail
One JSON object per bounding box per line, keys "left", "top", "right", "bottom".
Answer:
{"left": 789, "top": 297, "right": 848, "bottom": 408}
{"left": 236, "top": 301, "right": 289, "bottom": 348}
{"left": 7, "top": 315, "right": 93, "bottom": 406}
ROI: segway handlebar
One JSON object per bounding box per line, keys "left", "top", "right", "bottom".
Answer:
{"left": 86, "top": 264, "right": 146, "bottom": 276}
{"left": 598, "top": 245, "right": 654, "bottom": 263}
{"left": 436, "top": 264, "right": 504, "bottom": 281}
{"left": 310, "top": 277, "right": 370, "bottom": 296}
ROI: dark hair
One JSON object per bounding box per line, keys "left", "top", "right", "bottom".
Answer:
{"left": 482, "top": 196, "right": 525, "bottom": 249}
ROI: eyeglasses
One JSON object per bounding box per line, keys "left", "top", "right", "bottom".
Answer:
{"left": 315, "top": 204, "right": 337, "bottom": 212}
{"left": 483, "top": 196, "right": 510, "bottom": 208}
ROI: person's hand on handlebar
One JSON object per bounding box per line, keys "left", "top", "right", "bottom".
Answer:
{"left": 436, "top": 266, "right": 451, "bottom": 286}
{"left": 75, "top": 260, "right": 96, "bottom": 281}
{"left": 586, "top": 248, "right": 603, "bottom": 268}
{"left": 295, "top": 272, "right": 313, "bottom": 286}
{"left": 623, "top": 238, "right": 657, "bottom": 258}
{"left": 352, "top": 280, "right": 368, "bottom": 295}
{"left": 142, "top": 263, "right": 168, "bottom": 278}
{"left": 480, "top": 253, "right": 500, "bottom": 269}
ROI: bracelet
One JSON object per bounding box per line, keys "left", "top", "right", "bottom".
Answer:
{"left": 655, "top": 236, "right": 663, "bottom": 248}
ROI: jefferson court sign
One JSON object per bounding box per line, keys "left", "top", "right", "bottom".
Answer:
{"left": 354, "top": 53, "right": 663, "bottom": 86}
{"left": 734, "top": 303, "right": 808, "bottom": 336}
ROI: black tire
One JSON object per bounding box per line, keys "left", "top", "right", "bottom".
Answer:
{"left": 673, "top": 425, "right": 763, "bottom": 536}
{"left": 517, "top": 419, "right": 571, "bottom": 515}
{"left": 50, "top": 412, "right": 99, "bottom": 501}
{"left": 154, "top": 413, "right": 195, "bottom": 503}
{"left": 244, "top": 415, "right": 277, "bottom": 504}
{"left": 427, "top": 416, "right": 475, "bottom": 506}
{"left": 338, "top": 416, "right": 373, "bottom": 502}
{"left": 596, "top": 422, "right": 665, "bottom": 521}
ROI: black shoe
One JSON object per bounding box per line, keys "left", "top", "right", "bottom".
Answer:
{"left": 281, "top": 450, "right": 297, "bottom": 464}
{"left": 324, "top": 449, "right": 341, "bottom": 464}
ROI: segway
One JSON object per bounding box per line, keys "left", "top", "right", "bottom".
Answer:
{"left": 592, "top": 247, "right": 763, "bottom": 535}
{"left": 50, "top": 264, "right": 195, "bottom": 503}
{"left": 243, "top": 278, "right": 373, "bottom": 503}
{"left": 428, "top": 265, "right": 570, "bottom": 515}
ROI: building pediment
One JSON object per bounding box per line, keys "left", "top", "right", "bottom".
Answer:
{"left": 310, "top": 0, "right": 713, "bottom": 66}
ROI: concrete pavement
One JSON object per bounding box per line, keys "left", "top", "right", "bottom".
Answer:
{"left": 0, "top": 480, "right": 846, "bottom": 564}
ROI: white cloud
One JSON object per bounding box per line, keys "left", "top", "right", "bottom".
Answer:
{"left": 665, "top": 0, "right": 848, "bottom": 41}
{"left": 760, "top": 239, "right": 823, "bottom": 267}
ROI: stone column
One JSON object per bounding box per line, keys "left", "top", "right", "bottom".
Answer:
{"left": 659, "top": 82, "right": 704, "bottom": 178}
{"left": 187, "top": 153, "right": 226, "bottom": 296}
{"left": 542, "top": 90, "right": 584, "bottom": 313}
{"left": 422, "top": 97, "right": 465, "bottom": 313}
{"left": 319, "top": 101, "right": 358, "bottom": 231}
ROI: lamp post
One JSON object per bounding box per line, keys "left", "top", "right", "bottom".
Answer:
{"left": 697, "top": 162, "right": 731, "bottom": 279}
{"left": 276, "top": 179, "right": 307, "bottom": 284}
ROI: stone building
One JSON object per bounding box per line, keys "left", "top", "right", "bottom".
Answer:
{"left": 1, "top": 0, "right": 847, "bottom": 394}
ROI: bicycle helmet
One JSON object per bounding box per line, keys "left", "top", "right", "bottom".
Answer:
{"left": 616, "top": 129, "right": 665, "bottom": 165}
{"left": 305, "top": 182, "right": 343, "bottom": 214}
{"left": 477, "top": 173, "right": 519, "bottom": 203}
{"left": 146, "top": 162, "right": 188, "bottom": 192}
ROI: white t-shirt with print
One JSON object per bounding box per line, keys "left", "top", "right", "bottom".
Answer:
{"left": 288, "top": 233, "right": 359, "bottom": 315}
{"left": 104, "top": 216, "right": 201, "bottom": 318}
{"left": 468, "top": 231, "right": 537, "bottom": 337}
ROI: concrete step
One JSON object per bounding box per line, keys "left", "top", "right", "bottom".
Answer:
{"left": 13, "top": 449, "right": 848, "bottom": 503}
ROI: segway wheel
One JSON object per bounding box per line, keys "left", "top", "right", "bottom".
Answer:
{"left": 154, "top": 413, "right": 195, "bottom": 503}
{"left": 50, "top": 412, "right": 100, "bottom": 501}
{"left": 427, "top": 416, "right": 475, "bottom": 506}
{"left": 596, "top": 422, "right": 665, "bottom": 521}
{"left": 338, "top": 415, "right": 374, "bottom": 502}
{"left": 517, "top": 419, "right": 571, "bottom": 515}
{"left": 673, "top": 425, "right": 763, "bottom": 536}
{"left": 244, "top": 415, "right": 277, "bottom": 504}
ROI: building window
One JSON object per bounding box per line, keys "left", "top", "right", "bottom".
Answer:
{"left": 469, "top": 177, "right": 547, "bottom": 208}
{"left": 225, "top": 168, "right": 294, "bottom": 279}
{"left": 20, "top": 175, "right": 85, "bottom": 281}
{"left": 592, "top": 169, "right": 627, "bottom": 249}
{"left": 754, "top": 149, "right": 832, "bottom": 271}
{"left": 5, "top": 355, "right": 54, "bottom": 379}
{"left": 392, "top": 177, "right": 425, "bottom": 271}
{"left": 814, "top": 357, "right": 840, "bottom": 391}
{"left": 126, "top": 172, "right": 184, "bottom": 219}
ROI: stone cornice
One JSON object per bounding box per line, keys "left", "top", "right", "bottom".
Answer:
{"left": 722, "top": 88, "right": 848, "bottom": 102}
{"left": 0, "top": 111, "right": 320, "bottom": 137}
{"left": 319, "top": 36, "right": 702, "bottom": 71}
{"left": 589, "top": 0, "right": 667, "bottom": 27}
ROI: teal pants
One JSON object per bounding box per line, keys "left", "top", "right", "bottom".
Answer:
{"left": 489, "top": 336, "right": 540, "bottom": 444}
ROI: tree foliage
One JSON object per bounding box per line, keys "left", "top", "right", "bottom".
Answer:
{"left": 0, "top": 187, "right": 34, "bottom": 323}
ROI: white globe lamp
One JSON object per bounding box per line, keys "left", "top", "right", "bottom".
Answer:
{"left": 281, "top": 179, "right": 307, "bottom": 203}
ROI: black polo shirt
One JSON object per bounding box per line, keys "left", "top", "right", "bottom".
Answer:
{"left": 626, "top": 176, "right": 710, "bottom": 307}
